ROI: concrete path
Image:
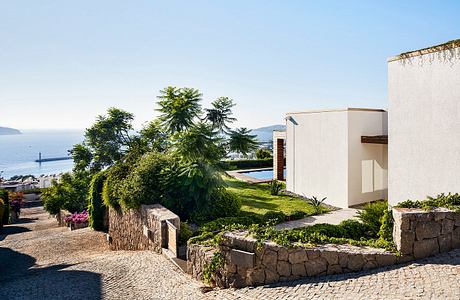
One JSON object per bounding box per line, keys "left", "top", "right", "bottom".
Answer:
{"left": 275, "top": 208, "right": 359, "bottom": 230}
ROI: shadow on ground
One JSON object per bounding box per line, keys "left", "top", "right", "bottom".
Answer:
{"left": 0, "top": 247, "right": 102, "bottom": 300}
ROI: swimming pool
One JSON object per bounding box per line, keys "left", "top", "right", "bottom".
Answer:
{"left": 240, "top": 168, "right": 286, "bottom": 180}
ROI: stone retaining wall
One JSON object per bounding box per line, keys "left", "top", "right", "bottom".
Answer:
{"left": 188, "top": 231, "right": 401, "bottom": 288}
{"left": 393, "top": 207, "right": 460, "bottom": 259}
{"left": 56, "top": 209, "right": 71, "bottom": 227}
{"left": 108, "top": 204, "right": 180, "bottom": 253}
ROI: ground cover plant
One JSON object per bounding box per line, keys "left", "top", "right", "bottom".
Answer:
{"left": 395, "top": 193, "right": 460, "bottom": 211}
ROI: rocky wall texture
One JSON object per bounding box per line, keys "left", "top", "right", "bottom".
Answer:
{"left": 393, "top": 207, "right": 460, "bottom": 259}
{"left": 56, "top": 209, "right": 71, "bottom": 227}
{"left": 108, "top": 204, "right": 180, "bottom": 253}
{"left": 187, "top": 231, "right": 401, "bottom": 288}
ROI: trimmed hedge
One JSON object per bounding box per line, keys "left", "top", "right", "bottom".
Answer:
{"left": 88, "top": 171, "right": 107, "bottom": 231}
{"left": 0, "top": 189, "right": 9, "bottom": 225}
{"left": 219, "top": 158, "right": 273, "bottom": 170}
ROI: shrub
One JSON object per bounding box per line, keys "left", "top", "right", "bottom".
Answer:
{"left": 286, "top": 210, "right": 307, "bottom": 221}
{"left": 199, "top": 216, "right": 263, "bottom": 233}
{"left": 179, "top": 222, "right": 193, "bottom": 245}
{"left": 0, "top": 189, "right": 9, "bottom": 225}
{"left": 378, "top": 208, "right": 394, "bottom": 242}
{"left": 102, "top": 162, "right": 131, "bottom": 209}
{"left": 357, "top": 200, "right": 388, "bottom": 237}
{"left": 396, "top": 193, "right": 460, "bottom": 211}
{"left": 307, "top": 196, "right": 327, "bottom": 214}
{"left": 218, "top": 158, "right": 273, "bottom": 170}
{"left": 269, "top": 180, "right": 284, "bottom": 195}
{"left": 207, "top": 189, "right": 241, "bottom": 220}
{"left": 0, "top": 198, "right": 4, "bottom": 228}
{"left": 255, "top": 149, "right": 272, "bottom": 159}
{"left": 88, "top": 171, "right": 107, "bottom": 231}
{"left": 338, "top": 219, "right": 371, "bottom": 240}
{"left": 263, "top": 211, "right": 286, "bottom": 223}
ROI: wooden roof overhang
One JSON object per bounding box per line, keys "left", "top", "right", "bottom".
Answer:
{"left": 361, "top": 135, "right": 388, "bottom": 144}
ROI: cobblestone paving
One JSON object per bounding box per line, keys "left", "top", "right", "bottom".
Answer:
{"left": 2, "top": 206, "right": 460, "bottom": 299}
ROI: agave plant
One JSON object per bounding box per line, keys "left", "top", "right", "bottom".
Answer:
{"left": 307, "top": 196, "right": 327, "bottom": 213}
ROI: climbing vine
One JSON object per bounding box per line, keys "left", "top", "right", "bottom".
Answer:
{"left": 397, "top": 39, "right": 460, "bottom": 65}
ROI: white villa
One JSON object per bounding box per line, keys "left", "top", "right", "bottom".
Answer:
{"left": 273, "top": 39, "right": 460, "bottom": 209}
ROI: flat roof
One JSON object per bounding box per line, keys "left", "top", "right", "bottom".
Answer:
{"left": 388, "top": 39, "right": 460, "bottom": 62}
{"left": 286, "top": 107, "right": 386, "bottom": 116}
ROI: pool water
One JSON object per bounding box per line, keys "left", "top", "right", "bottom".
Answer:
{"left": 241, "top": 169, "right": 286, "bottom": 180}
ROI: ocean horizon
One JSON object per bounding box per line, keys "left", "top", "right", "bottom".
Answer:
{"left": 0, "top": 129, "right": 84, "bottom": 179}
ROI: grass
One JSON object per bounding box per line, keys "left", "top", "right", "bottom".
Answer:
{"left": 224, "top": 176, "right": 324, "bottom": 219}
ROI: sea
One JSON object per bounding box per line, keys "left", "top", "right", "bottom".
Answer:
{"left": 0, "top": 130, "right": 84, "bottom": 179}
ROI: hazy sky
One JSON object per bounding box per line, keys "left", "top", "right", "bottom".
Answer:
{"left": 1, "top": 1, "right": 459, "bottom": 130}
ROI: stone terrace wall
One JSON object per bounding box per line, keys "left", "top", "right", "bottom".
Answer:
{"left": 393, "top": 207, "right": 460, "bottom": 259}
{"left": 188, "top": 231, "right": 401, "bottom": 288}
{"left": 56, "top": 209, "right": 71, "bottom": 227}
{"left": 108, "top": 204, "right": 180, "bottom": 253}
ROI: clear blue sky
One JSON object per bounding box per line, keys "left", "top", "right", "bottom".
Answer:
{"left": 1, "top": 1, "right": 459, "bottom": 130}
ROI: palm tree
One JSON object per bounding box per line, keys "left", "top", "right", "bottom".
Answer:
{"left": 205, "top": 97, "right": 236, "bottom": 133}
{"left": 156, "top": 86, "right": 202, "bottom": 134}
{"left": 228, "top": 128, "right": 258, "bottom": 157}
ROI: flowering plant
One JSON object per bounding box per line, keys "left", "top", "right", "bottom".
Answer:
{"left": 64, "top": 210, "right": 89, "bottom": 225}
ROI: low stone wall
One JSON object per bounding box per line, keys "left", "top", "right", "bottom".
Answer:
{"left": 393, "top": 207, "right": 460, "bottom": 259}
{"left": 108, "top": 204, "right": 180, "bottom": 253}
{"left": 188, "top": 231, "right": 401, "bottom": 288}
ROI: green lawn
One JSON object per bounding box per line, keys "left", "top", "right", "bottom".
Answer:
{"left": 224, "top": 177, "right": 322, "bottom": 219}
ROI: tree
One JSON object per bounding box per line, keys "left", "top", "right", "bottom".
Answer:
{"left": 70, "top": 107, "right": 134, "bottom": 172}
{"left": 205, "top": 97, "right": 236, "bottom": 133}
{"left": 174, "top": 122, "right": 225, "bottom": 164}
{"left": 228, "top": 128, "right": 258, "bottom": 157}
{"left": 138, "top": 119, "right": 170, "bottom": 153}
{"left": 156, "top": 86, "right": 202, "bottom": 134}
{"left": 256, "top": 148, "right": 272, "bottom": 159}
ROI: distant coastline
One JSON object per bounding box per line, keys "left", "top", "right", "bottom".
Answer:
{"left": 0, "top": 126, "right": 22, "bottom": 135}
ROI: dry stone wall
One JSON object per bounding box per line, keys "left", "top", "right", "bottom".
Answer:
{"left": 108, "top": 204, "right": 180, "bottom": 253}
{"left": 187, "top": 231, "right": 400, "bottom": 288}
{"left": 393, "top": 207, "right": 460, "bottom": 259}
{"left": 56, "top": 209, "right": 71, "bottom": 227}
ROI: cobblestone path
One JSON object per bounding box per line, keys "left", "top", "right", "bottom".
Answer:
{"left": 2, "top": 206, "right": 460, "bottom": 299}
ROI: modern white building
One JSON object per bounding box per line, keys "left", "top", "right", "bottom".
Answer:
{"left": 388, "top": 40, "right": 460, "bottom": 206}
{"left": 274, "top": 108, "right": 388, "bottom": 208}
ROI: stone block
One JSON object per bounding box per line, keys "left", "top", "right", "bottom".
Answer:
{"left": 338, "top": 252, "right": 348, "bottom": 268}
{"left": 247, "top": 268, "right": 265, "bottom": 286}
{"left": 231, "top": 249, "right": 255, "bottom": 268}
{"left": 438, "top": 234, "right": 452, "bottom": 253}
{"left": 363, "top": 260, "right": 378, "bottom": 270}
{"left": 452, "top": 227, "right": 460, "bottom": 248}
{"left": 277, "top": 247, "right": 289, "bottom": 261}
{"left": 442, "top": 219, "right": 455, "bottom": 234}
{"left": 277, "top": 261, "right": 291, "bottom": 277}
{"left": 224, "top": 263, "right": 237, "bottom": 274}
{"left": 454, "top": 213, "right": 460, "bottom": 226}
{"left": 288, "top": 249, "right": 307, "bottom": 264}
{"left": 306, "top": 249, "right": 320, "bottom": 260}
{"left": 415, "top": 221, "right": 441, "bottom": 240}
{"left": 413, "top": 238, "right": 439, "bottom": 259}
{"left": 262, "top": 249, "right": 278, "bottom": 271}
{"left": 321, "top": 250, "right": 339, "bottom": 265}
{"left": 375, "top": 254, "right": 397, "bottom": 267}
{"left": 395, "top": 231, "right": 415, "bottom": 255}
{"left": 348, "top": 254, "right": 365, "bottom": 271}
{"left": 327, "top": 264, "right": 342, "bottom": 275}
{"left": 291, "top": 263, "right": 306, "bottom": 277}
{"left": 305, "top": 258, "right": 327, "bottom": 276}
{"left": 264, "top": 269, "right": 280, "bottom": 284}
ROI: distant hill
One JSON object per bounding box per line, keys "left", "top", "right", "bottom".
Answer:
{"left": 250, "top": 124, "right": 285, "bottom": 142}
{"left": 0, "top": 127, "right": 21, "bottom": 135}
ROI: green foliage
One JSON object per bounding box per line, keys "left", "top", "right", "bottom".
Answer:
{"left": 307, "top": 196, "right": 327, "bottom": 214}
{"left": 219, "top": 158, "right": 273, "bottom": 170}
{"left": 138, "top": 119, "right": 170, "bottom": 153}
{"left": 205, "top": 96, "right": 236, "bottom": 133}
{"left": 42, "top": 173, "right": 90, "bottom": 214}
{"left": 198, "top": 216, "right": 263, "bottom": 233}
{"left": 263, "top": 211, "right": 286, "bottom": 223}
{"left": 202, "top": 251, "right": 224, "bottom": 284}
{"left": 179, "top": 222, "right": 193, "bottom": 245}
{"left": 0, "top": 190, "right": 8, "bottom": 225}
{"left": 269, "top": 180, "right": 284, "bottom": 195}
{"left": 255, "top": 148, "right": 272, "bottom": 159}
{"left": 102, "top": 162, "right": 131, "bottom": 209}
{"left": 396, "top": 193, "right": 460, "bottom": 211}
{"left": 378, "top": 208, "right": 394, "bottom": 242}
{"left": 173, "top": 122, "right": 225, "bottom": 164}
{"left": 358, "top": 200, "right": 389, "bottom": 236}
{"left": 71, "top": 107, "right": 134, "bottom": 173}
{"left": 88, "top": 171, "right": 107, "bottom": 231}
{"left": 157, "top": 86, "right": 202, "bottom": 134}
{"left": 228, "top": 128, "right": 258, "bottom": 157}
{"left": 206, "top": 189, "right": 242, "bottom": 220}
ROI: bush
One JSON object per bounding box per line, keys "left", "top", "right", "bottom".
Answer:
{"left": 396, "top": 193, "right": 460, "bottom": 211}
{"left": 255, "top": 149, "right": 272, "bottom": 159}
{"left": 357, "top": 200, "right": 388, "bottom": 237}
{"left": 263, "top": 211, "right": 286, "bottom": 223}
{"left": 179, "top": 222, "right": 193, "bottom": 245}
{"left": 0, "top": 189, "right": 9, "bottom": 225}
{"left": 269, "top": 180, "right": 284, "bottom": 195}
{"left": 102, "top": 162, "right": 131, "bottom": 209}
{"left": 199, "top": 216, "right": 263, "bottom": 233}
{"left": 218, "top": 158, "right": 273, "bottom": 170}
{"left": 0, "top": 198, "right": 4, "bottom": 228}
{"left": 286, "top": 210, "right": 307, "bottom": 221}
{"left": 88, "top": 171, "right": 107, "bottom": 231}
{"left": 378, "top": 208, "right": 394, "bottom": 242}
{"left": 206, "top": 189, "right": 241, "bottom": 220}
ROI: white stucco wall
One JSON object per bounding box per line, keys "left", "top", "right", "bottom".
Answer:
{"left": 388, "top": 48, "right": 460, "bottom": 206}
{"left": 285, "top": 109, "right": 387, "bottom": 208}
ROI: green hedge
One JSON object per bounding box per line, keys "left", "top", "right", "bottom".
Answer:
{"left": 88, "top": 171, "right": 107, "bottom": 231}
{"left": 0, "top": 189, "right": 9, "bottom": 225}
{"left": 219, "top": 158, "right": 273, "bottom": 170}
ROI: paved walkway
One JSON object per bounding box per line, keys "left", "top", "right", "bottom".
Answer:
{"left": 276, "top": 208, "right": 359, "bottom": 230}
{"left": 2, "top": 205, "right": 460, "bottom": 299}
